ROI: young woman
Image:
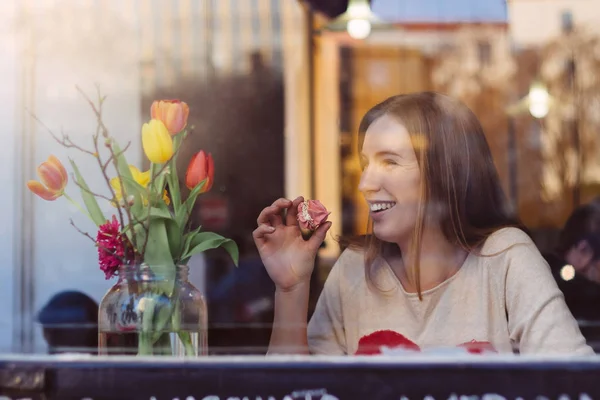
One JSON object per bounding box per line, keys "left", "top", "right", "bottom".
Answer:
{"left": 253, "top": 92, "right": 592, "bottom": 355}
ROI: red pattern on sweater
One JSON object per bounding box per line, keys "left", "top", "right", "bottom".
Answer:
{"left": 355, "top": 330, "right": 497, "bottom": 355}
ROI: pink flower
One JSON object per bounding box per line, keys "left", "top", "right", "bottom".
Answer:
{"left": 297, "top": 199, "right": 330, "bottom": 236}
{"left": 96, "top": 216, "right": 131, "bottom": 279}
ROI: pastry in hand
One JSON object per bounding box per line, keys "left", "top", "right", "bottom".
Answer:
{"left": 297, "top": 199, "right": 330, "bottom": 240}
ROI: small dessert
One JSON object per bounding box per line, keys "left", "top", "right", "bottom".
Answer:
{"left": 297, "top": 199, "right": 330, "bottom": 239}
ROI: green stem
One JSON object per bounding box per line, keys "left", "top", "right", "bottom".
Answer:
{"left": 171, "top": 299, "right": 194, "bottom": 356}
{"left": 167, "top": 168, "right": 180, "bottom": 215}
{"left": 169, "top": 134, "right": 182, "bottom": 211}
{"left": 137, "top": 332, "right": 153, "bottom": 356}
{"left": 140, "top": 296, "right": 156, "bottom": 356}
{"left": 63, "top": 192, "right": 94, "bottom": 222}
{"left": 172, "top": 302, "right": 191, "bottom": 356}
{"left": 178, "top": 331, "right": 196, "bottom": 356}
{"left": 155, "top": 332, "right": 173, "bottom": 355}
{"left": 150, "top": 162, "right": 169, "bottom": 207}
{"left": 149, "top": 163, "right": 157, "bottom": 192}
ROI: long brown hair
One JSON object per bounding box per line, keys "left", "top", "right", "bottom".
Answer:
{"left": 347, "top": 92, "right": 523, "bottom": 299}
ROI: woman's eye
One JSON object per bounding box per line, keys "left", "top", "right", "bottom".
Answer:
{"left": 382, "top": 159, "right": 397, "bottom": 166}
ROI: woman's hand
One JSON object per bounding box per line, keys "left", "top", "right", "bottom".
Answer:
{"left": 253, "top": 196, "right": 332, "bottom": 291}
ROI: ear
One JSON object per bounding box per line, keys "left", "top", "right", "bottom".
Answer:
{"left": 566, "top": 240, "right": 594, "bottom": 270}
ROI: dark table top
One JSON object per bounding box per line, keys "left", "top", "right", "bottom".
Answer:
{"left": 1, "top": 354, "right": 600, "bottom": 400}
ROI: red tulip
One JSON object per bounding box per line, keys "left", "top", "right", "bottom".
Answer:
{"left": 150, "top": 99, "right": 190, "bottom": 135}
{"left": 185, "top": 150, "right": 214, "bottom": 192}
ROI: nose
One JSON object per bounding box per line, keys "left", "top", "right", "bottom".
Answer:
{"left": 358, "top": 165, "right": 379, "bottom": 195}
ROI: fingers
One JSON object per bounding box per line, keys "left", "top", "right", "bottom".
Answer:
{"left": 257, "top": 198, "right": 292, "bottom": 226}
{"left": 253, "top": 224, "right": 276, "bottom": 242}
{"left": 308, "top": 221, "right": 332, "bottom": 250}
{"left": 285, "top": 196, "right": 305, "bottom": 226}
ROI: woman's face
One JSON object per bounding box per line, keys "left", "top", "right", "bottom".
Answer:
{"left": 359, "top": 115, "right": 421, "bottom": 243}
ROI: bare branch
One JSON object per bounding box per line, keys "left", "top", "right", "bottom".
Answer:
{"left": 76, "top": 85, "right": 111, "bottom": 138}
{"left": 77, "top": 86, "right": 127, "bottom": 232}
{"left": 71, "top": 177, "right": 114, "bottom": 202}
{"left": 101, "top": 142, "right": 131, "bottom": 173}
{"left": 70, "top": 219, "right": 97, "bottom": 243}
{"left": 28, "top": 112, "right": 96, "bottom": 156}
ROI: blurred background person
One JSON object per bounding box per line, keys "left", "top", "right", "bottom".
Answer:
{"left": 545, "top": 199, "right": 600, "bottom": 351}
{"left": 37, "top": 290, "right": 98, "bottom": 355}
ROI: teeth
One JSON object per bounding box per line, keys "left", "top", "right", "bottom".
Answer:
{"left": 370, "top": 202, "right": 396, "bottom": 212}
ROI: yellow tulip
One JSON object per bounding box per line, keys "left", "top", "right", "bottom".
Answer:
{"left": 110, "top": 166, "right": 150, "bottom": 205}
{"left": 130, "top": 166, "right": 151, "bottom": 187}
{"left": 162, "top": 190, "right": 171, "bottom": 205}
{"left": 142, "top": 119, "right": 173, "bottom": 164}
{"left": 110, "top": 165, "right": 170, "bottom": 206}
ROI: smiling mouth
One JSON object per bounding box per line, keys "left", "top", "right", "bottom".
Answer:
{"left": 369, "top": 201, "right": 397, "bottom": 213}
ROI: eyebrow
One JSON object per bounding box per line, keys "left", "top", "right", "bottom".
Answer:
{"left": 360, "top": 150, "right": 402, "bottom": 159}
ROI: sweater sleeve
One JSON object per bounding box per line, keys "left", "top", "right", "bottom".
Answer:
{"left": 502, "top": 229, "right": 593, "bottom": 355}
{"left": 306, "top": 250, "right": 352, "bottom": 355}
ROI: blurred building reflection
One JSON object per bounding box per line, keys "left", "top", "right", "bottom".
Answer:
{"left": 139, "top": 0, "right": 285, "bottom": 94}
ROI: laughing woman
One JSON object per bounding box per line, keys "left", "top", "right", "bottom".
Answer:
{"left": 253, "top": 92, "right": 592, "bottom": 356}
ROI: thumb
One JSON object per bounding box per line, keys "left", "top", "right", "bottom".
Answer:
{"left": 307, "top": 221, "right": 332, "bottom": 250}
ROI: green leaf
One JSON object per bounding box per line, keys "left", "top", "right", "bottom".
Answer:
{"left": 177, "top": 179, "right": 206, "bottom": 228}
{"left": 118, "top": 175, "right": 148, "bottom": 207}
{"left": 175, "top": 208, "right": 187, "bottom": 233}
{"left": 69, "top": 159, "right": 106, "bottom": 226}
{"left": 149, "top": 163, "right": 167, "bottom": 199}
{"left": 181, "top": 232, "right": 239, "bottom": 266}
{"left": 149, "top": 206, "right": 174, "bottom": 220}
{"left": 125, "top": 220, "right": 147, "bottom": 255}
{"left": 150, "top": 300, "right": 174, "bottom": 344}
{"left": 111, "top": 141, "right": 144, "bottom": 216}
{"left": 147, "top": 205, "right": 181, "bottom": 258}
{"left": 181, "top": 225, "right": 202, "bottom": 257}
{"left": 120, "top": 175, "right": 147, "bottom": 193}
{"left": 165, "top": 219, "right": 182, "bottom": 262}
{"left": 185, "top": 178, "right": 206, "bottom": 209}
{"left": 139, "top": 294, "right": 174, "bottom": 353}
{"left": 143, "top": 219, "right": 176, "bottom": 289}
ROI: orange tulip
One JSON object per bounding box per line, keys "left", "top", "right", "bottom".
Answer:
{"left": 27, "top": 155, "right": 68, "bottom": 201}
{"left": 150, "top": 99, "right": 190, "bottom": 135}
{"left": 185, "top": 150, "right": 214, "bottom": 192}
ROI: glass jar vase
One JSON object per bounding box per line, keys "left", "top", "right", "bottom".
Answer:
{"left": 98, "top": 263, "right": 207, "bottom": 356}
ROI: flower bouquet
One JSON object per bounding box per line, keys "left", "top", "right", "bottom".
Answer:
{"left": 27, "top": 89, "right": 238, "bottom": 356}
